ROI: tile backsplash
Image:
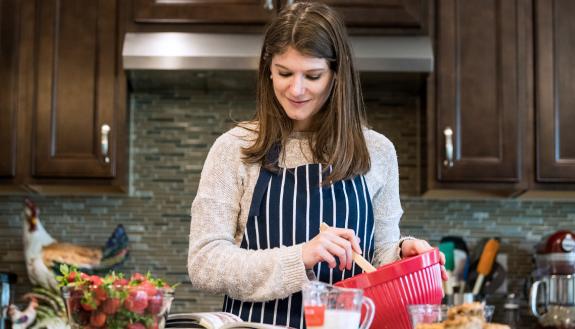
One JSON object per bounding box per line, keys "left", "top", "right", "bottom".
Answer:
{"left": 1, "top": 71, "right": 573, "bottom": 327}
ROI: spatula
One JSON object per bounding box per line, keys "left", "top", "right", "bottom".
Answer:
{"left": 319, "top": 222, "right": 376, "bottom": 273}
{"left": 472, "top": 238, "right": 500, "bottom": 295}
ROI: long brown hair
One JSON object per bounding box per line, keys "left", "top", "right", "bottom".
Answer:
{"left": 241, "top": 2, "right": 370, "bottom": 183}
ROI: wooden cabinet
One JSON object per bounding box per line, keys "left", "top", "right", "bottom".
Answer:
{"left": 535, "top": 0, "right": 575, "bottom": 183}
{"left": 0, "top": 0, "right": 19, "bottom": 180}
{"left": 132, "top": 0, "right": 277, "bottom": 25}
{"left": 429, "top": 0, "right": 575, "bottom": 192}
{"left": 431, "top": 0, "right": 527, "bottom": 188}
{"left": 130, "top": 0, "right": 428, "bottom": 34}
{"left": 303, "top": 0, "right": 427, "bottom": 33}
{"left": 0, "top": 0, "right": 128, "bottom": 193}
{"left": 33, "top": 0, "right": 121, "bottom": 179}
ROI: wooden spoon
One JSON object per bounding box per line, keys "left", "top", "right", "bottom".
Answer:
{"left": 319, "top": 222, "right": 377, "bottom": 273}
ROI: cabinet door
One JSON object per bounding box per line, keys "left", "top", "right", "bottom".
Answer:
{"left": 435, "top": 0, "right": 522, "bottom": 183}
{"left": 0, "top": 0, "right": 19, "bottom": 178}
{"left": 297, "top": 0, "right": 427, "bottom": 32}
{"left": 535, "top": 0, "right": 575, "bottom": 182}
{"left": 133, "top": 0, "right": 276, "bottom": 24}
{"left": 33, "top": 0, "right": 118, "bottom": 178}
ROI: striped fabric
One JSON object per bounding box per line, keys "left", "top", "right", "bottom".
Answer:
{"left": 223, "top": 163, "right": 375, "bottom": 329}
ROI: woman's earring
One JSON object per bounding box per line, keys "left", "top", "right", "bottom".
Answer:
{"left": 270, "top": 74, "right": 273, "bottom": 79}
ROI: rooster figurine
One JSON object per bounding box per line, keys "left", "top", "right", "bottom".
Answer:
{"left": 8, "top": 297, "right": 38, "bottom": 329}
{"left": 22, "top": 198, "right": 129, "bottom": 291}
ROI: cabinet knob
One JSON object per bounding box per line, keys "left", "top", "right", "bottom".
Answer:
{"left": 443, "top": 127, "right": 454, "bottom": 168}
{"left": 101, "top": 124, "right": 111, "bottom": 164}
{"left": 264, "top": 0, "right": 274, "bottom": 10}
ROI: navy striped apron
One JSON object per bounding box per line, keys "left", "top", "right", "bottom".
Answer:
{"left": 223, "top": 155, "right": 375, "bottom": 329}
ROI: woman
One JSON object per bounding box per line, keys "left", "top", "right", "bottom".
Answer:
{"left": 188, "top": 2, "right": 445, "bottom": 328}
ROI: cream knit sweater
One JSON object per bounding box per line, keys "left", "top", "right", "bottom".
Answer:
{"left": 188, "top": 126, "right": 406, "bottom": 302}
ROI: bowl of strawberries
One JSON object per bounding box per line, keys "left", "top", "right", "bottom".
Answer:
{"left": 58, "top": 265, "right": 175, "bottom": 329}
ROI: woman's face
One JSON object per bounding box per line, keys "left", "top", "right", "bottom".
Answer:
{"left": 270, "top": 46, "right": 334, "bottom": 132}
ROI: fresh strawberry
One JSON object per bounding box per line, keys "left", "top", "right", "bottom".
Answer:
{"left": 113, "top": 278, "right": 128, "bottom": 286}
{"left": 93, "top": 286, "right": 107, "bottom": 301}
{"left": 124, "top": 289, "right": 148, "bottom": 314}
{"left": 130, "top": 273, "right": 146, "bottom": 283}
{"left": 90, "top": 312, "right": 106, "bottom": 327}
{"left": 81, "top": 300, "right": 97, "bottom": 312}
{"left": 146, "top": 292, "right": 163, "bottom": 314}
{"left": 89, "top": 275, "right": 103, "bottom": 286}
{"left": 67, "top": 271, "right": 78, "bottom": 282}
{"left": 139, "top": 281, "right": 157, "bottom": 297}
{"left": 101, "top": 297, "right": 121, "bottom": 315}
{"left": 127, "top": 322, "right": 146, "bottom": 329}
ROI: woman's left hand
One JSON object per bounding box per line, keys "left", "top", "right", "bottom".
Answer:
{"left": 400, "top": 239, "right": 448, "bottom": 281}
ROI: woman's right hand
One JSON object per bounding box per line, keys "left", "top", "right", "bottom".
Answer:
{"left": 301, "top": 227, "right": 362, "bottom": 271}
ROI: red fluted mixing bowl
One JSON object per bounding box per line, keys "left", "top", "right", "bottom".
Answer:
{"left": 335, "top": 248, "right": 443, "bottom": 329}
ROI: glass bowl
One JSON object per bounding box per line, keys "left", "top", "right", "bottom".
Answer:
{"left": 408, "top": 304, "right": 450, "bottom": 327}
{"left": 408, "top": 304, "right": 495, "bottom": 328}
{"left": 61, "top": 285, "right": 174, "bottom": 329}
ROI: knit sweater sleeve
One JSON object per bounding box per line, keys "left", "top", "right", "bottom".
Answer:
{"left": 187, "top": 130, "right": 309, "bottom": 302}
{"left": 366, "top": 131, "right": 406, "bottom": 267}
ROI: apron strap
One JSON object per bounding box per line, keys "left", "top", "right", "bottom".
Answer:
{"left": 248, "top": 143, "right": 281, "bottom": 218}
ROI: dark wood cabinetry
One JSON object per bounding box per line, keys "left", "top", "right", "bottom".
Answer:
{"left": 535, "top": 0, "right": 575, "bottom": 183}
{"left": 130, "top": 0, "right": 428, "bottom": 34}
{"left": 133, "top": 0, "right": 277, "bottom": 25}
{"left": 0, "top": 0, "right": 19, "bottom": 179}
{"left": 33, "top": 0, "right": 121, "bottom": 179}
{"left": 432, "top": 0, "right": 527, "bottom": 188}
{"left": 430, "top": 0, "right": 575, "bottom": 192}
{"left": 312, "top": 0, "right": 427, "bottom": 32}
{"left": 0, "top": 0, "right": 128, "bottom": 193}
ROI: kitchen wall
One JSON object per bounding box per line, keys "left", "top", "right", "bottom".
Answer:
{"left": 1, "top": 71, "right": 573, "bottom": 326}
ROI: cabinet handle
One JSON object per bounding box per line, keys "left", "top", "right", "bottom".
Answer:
{"left": 101, "top": 124, "right": 111, "bottom": 164}
{"left": 264, "top": 0, "right": 274, "bottom": 10}
{"left": 443, "top": 127, "right": 454, "bottom": 168}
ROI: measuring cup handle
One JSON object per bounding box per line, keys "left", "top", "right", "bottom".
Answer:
{"left": 359, "top": 296, "right": 375, "bottom": 329}
{"left": 530, "top": 280, "right": 545, "bottom": 318}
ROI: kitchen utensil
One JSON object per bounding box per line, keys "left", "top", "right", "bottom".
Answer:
{"left": 472, "top": 238, "right": 500, "bottom": 295}
{"left": 467, "top": 261, "right": 507, "bottom": 295}
{"left": 439, "top": 241, "right": 455, "bottom": 294}
{"left": 440, "top": 236, "right": 470, "bottom": 293}
{"left": 319, "top": 222, "right": 376, "bottom": 273}
{"left": 335, "top": 248, "right": 443, "bottom": 329}
{"left": 302, "top": 281, "right": 374, "bottom": 329}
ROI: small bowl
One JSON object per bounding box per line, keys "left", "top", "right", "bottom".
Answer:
{"left": 408, "top": 304, "right": 495, "bottom": 328}
{"left": 408, "top": 304, "right": 449, "bottom": 327}
{"left": 62, "top": 285, "right": 174, "bottom": 329}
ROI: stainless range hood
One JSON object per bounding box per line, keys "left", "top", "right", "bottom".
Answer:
{"left": 122, "top": 32, "right": 433, "bottom": 72}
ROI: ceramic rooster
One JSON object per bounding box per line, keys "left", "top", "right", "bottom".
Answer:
{"left": 22, "top": 198, "right": 129, "bottom": 292}
{"left": 8, "top": 297, "right": 38, "bottom": 329}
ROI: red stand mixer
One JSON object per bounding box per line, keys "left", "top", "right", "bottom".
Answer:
{"left": 530, "top": 230, "right": 575, "bottom": 329}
